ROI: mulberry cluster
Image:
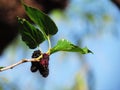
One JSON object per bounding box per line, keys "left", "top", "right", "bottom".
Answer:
{"left": 30, "top": 50, "right": 49, "bottom": 77}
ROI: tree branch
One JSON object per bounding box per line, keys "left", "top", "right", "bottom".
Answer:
{"left": 0, "top": 58, "right": 36, "bottom": 72}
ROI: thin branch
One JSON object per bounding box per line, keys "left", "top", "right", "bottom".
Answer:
{"left": 0, "top": 58, "right": 36, "bottom": 72}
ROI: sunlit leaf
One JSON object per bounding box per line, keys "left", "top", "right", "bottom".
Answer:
{"left": 50, "top": 39, "right": 92, "bottom": 54}
{"left": 18, "top": 17, "right": 45, "bottom": 49}
{"left": 23, "top": 4, "right": 58, "bottom": 37}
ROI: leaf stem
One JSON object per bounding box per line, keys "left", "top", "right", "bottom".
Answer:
{"left": 47, "top": 35, "right": 51, "bottom": 54}
{"left": 47, "top": 35, "right": 51, "bottom": 49}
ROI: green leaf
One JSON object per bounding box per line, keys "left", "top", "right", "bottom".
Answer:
{"left": 0, "top": 67, "right": 4, "bottom": 69}
{"left": 23, "top": 4, "right": 58, "bottom": 37}
{"left": 50, "top": 39, "right": 92, "bottom": 54}
{"left": 18, "top": 17, "right": 45, "bottom": 49}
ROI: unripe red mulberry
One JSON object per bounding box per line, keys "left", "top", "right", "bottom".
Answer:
{"left": 38, "top": 53, "right": 49, "bottom": 77}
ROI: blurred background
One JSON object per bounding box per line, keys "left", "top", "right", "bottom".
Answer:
{"left": 0, "top": 0, "right": 120, "bottom": 90}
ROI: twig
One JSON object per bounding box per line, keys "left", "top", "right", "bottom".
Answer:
{"left": 0, "top": 58, "right": 36, "bottom": 72}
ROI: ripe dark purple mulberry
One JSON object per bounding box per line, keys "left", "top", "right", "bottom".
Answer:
{"left": 30, "top": 50, "right": 41, "bottom": 72}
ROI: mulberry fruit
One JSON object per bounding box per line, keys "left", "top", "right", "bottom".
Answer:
{"left": 30, "top": 50, "right": 41, "bottom": 72}
{"left": 38, "top": 53, "right": 49, "bottom": 77}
